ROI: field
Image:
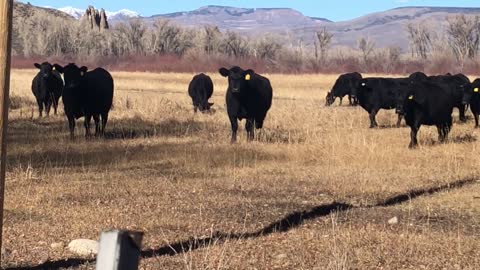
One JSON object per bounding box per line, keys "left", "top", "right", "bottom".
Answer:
{"left": 3, "top": 69, "right": 480, "bottom": 269}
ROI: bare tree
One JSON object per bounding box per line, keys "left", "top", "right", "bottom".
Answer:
{"left": 203, "top": 25, "right": 221, "bottom": 55}
{"left": 446, "top": 15, "right": 480, "bottom": 65}
{"left": 358, "top": 37, "right": 375, "bottom": 65}
{"left": 220, "top": 31, "right": 250, "bottom": 58}
{"left": 406, "top": 23, "right": 433, "bottom": 59}
{"left": 254, "top": 36, "right": 281, "bottom": 62}
{"left": 314, "top": 27, "right": 333, "bottom": 63}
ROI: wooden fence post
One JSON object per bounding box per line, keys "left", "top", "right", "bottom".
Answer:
{"left": 0, "top": 0, "right": 14, "bottom": 265}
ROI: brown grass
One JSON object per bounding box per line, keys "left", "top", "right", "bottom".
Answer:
{"left": 3, "top": 69, "right": 480, "bottom": 269}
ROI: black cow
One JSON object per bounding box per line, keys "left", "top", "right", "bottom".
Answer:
{"left": 326, "top": 72, "right": 362, "bottom": 106}
{"left": 463, "top": 78, "right": 480, "bottom": 128}
{"left": 352, "top": 77, "right": 410, "bottom": 128}
{"left": 31, "top": 62, "right": 63, "bottom": 117}
{"left": 399, "top": 80, "right": 457, "bottom": 148}
{"left": 53, "top": 63, "right": 114, "bottom": 139}
{"left": 188, "top": 73, "right": 214, "bottom": 113}
{"left": 409, "top": 72, "right": 469, "bottom": 122}
{"left": 219, "top": 66, "right": 272, "bottom": 143}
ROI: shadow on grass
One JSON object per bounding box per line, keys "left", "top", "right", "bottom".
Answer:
{"left": 7, "top": 176, "right": 477, "bottom": 270}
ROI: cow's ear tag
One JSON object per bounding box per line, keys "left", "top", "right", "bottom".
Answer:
{"left": 474, "top": 88, "right": 479, "bottom": 92}
{"left": 52, "top": 67, "right": 56, "bottom": 71}
{"left": 80, "top": 71, "right": 85, "bottom": 76}
{"left": 408, "top": 95, "right": 414, "bottom": 100}
{"left": 245, "top": 74, "right": 251, "bottom": 81}
{"left": 361, "top": 83, "right": 366, "bottom": 86}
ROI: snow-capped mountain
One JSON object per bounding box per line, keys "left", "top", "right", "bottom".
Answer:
{"left": 106, "top": 9, "right": 141, "bottom": 21}
{"left": 56, "top": 6, "right": 140, "bottom": 21}
{"left": 58, "top": 6, "right": 84, "bottom": 19}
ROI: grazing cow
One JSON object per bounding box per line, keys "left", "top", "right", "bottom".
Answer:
{"left": 463, "top": 78, "right": 480, "bottom": 128}
{"left": 31, "top": 62, "right": 63, "bottom": 117}
{"left": 352, "top": 77, "right": 410, "bottom": 128}
{"left": 326, "top": 72, "right": 362, "bottom": 106}
{"left": 53, "top": 63, "right": 114, "bottom": 139}
{"left": 398, "top": 80, "right": 457, "bottom": 148}
{"left": 219, "top": 66, "right": 272, "bottom": 143}
{"left": 188, "top": 73, "right": 214, "bottom": 113}
{"left": 409, "top": 72, "right": 469, "bottom": 122}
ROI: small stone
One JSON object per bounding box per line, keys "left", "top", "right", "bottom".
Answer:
{"left": 276, "top": 254, "right": 287, "bottom": 259}
{"left": 51, "top": 242, "right": 64, "bottom": 250}
{"left": 388, "top": 216, "right": 399, "bottom": 225}
{"left": 67, "top": 239, "right": 98, "bottom": 256}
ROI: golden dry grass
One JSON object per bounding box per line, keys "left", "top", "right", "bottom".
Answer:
{"left": 3, "top": 69, "right": 480, "bottom": 269}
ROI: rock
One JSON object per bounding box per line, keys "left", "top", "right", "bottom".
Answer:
{"left": 388, "top": 216, "right": 399, "bottom": 225}
{"left": 51, "top": 242, "right": 64, "bottom": 250}
{"left": 67, "top": 239, "right": 98, "bottom": 256}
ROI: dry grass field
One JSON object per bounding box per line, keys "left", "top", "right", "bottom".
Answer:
{"left": 2, "top": 69, "right": 480, "bottom": 269}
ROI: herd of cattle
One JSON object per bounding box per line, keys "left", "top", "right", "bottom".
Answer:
{"left": 326, "top": 72, "right": 480, "bottom": 148}
{"left": 31, "top": 62, "right": 480, "bottom": 148}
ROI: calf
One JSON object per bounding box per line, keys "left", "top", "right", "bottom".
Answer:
{"left": 352, "top": 77, "right": 409, "bottom": 128}
{"left": 219, "top": 66, "right": 272, "bottom": 143}
{"left": 463, "top": 78, "right": 480, "bottom": 128}
{"left": 31, "top": 62, "right": 63, "bottom": 117}
{"left": 53, "top": 63, "right": 114, "bottom": 139}
{"left": 399, "top": 80, "right": 456, "bottom": 148}
{"left": 326, "top": 72, "right": 362, "bottom": 106}
{"left": 188, "top": 73, "right": 214, "bottom": 113}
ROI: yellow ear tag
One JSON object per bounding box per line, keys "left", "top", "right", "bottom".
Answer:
{"left": 80, "top": 71, "right": 85, "bottom": 76}
{"left": 408, "top": 95, "right": 414, "bottom": 100}
{"left": 474, "top": 88, "right": 479, "bottom": 92}
{"left": 52, "top": 67, "right": 56, "bottom": 71}
{"left": 245, "top": 74, "right": 251, "bottom": 81}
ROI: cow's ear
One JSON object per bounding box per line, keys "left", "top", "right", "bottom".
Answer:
{"left": 208, "top": 102, "right": 214, "bottom": 106}
{"left": 53, "top": 64, "right": 64, "bottom": 73}
{"left": 34, "top": 63, "right": 41, "bottom": 69}
{"left": 219, "top": 68, "right": 230, "bottom": 77}
{"left": 80, "top": 66, "right": 88, "bottom": 76}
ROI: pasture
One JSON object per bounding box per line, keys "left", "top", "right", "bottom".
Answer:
{"left": 3, "top": 69, "right": 480, "bottom": 269}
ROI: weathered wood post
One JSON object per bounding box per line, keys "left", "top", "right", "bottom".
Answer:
{"left": 0, "top": 0, "right": 14, "bottom": 264}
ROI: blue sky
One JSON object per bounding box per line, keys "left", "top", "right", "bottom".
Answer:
{"left": 24, "top": 0, "right": 480, "bottom": 21}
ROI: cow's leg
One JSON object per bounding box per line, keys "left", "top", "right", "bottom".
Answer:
{"left": 93, "top": 114, "right": 101, "bottom": 136}
{"left": 84, "top": 114, "right": 92, "bottom": 139}
{"left": 101, "top": 113, "right": 109, "bottom": 136}
{"left": 369, "top": 109, "right": 379, "bottom": 128}
{"left": 348, "top": 95, "right": 353, "bottom": 106}
{"left": 229, "top": 115, "right": 238, "bottom": 144}
{"left": 474, "top": 113, "right": 479, "bottom": 128}
{"left": 437, "top": 125, "right": 445, "bottom": 142}
{"left": 444, "top": 118, "right": 452, "bottom": 142}
{"left": 37, "top": 99, "right": 43, "bottom": 118}
{"left": 409, "top": 125, "right": 420, "bottom": 149}
{"left": 193, "top": 105, "right": 198, "bottom": 113}
{"left": 245, "top": 118, "right": 255, "bottom": 142}
{"left": 396, "top": 114, "right": 403, "bottom": 128}
{"left": 45, "top": 100, "right": 52, "bottom": 117}
{"left": 339, "top": 97, "right": 343, "bottom": 106}
{"left": 53, "top": 97, "right": 59, "bottom": 115}
{"left": 67, "top": 115, "right": 75, "bottom": 140}
{"left": 459, "top": 105, "right": 467, "bottom": 122}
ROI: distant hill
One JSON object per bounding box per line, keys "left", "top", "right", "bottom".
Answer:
{"left": 19, "top": 2, "right": 480, "bottom": 51}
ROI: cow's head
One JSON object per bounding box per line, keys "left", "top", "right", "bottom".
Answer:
{"left": 325, "top": 92, "right": 334, "bottom": 106}
{"left": 34, "top": 62, "right": 55, "bottom": 80}
{"left": 408, "top": 72, "right": 428, "bottom": 85}
{"left": 53, "top": 63, "right": 87, "bottom": 90}
{"left": 219, "top": 66, "right": 254, "bottom": 94}
{"left": 463, "top": 79, "right": 479, "bottom": 105}
{"left": 351, "top": 79, "right": 370, "bottom": 100}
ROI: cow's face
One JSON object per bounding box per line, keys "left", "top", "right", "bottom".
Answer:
{"left": 219, "top": 66, "right": 254, "bottom": 94}
{"left": 34, "top": 62, "right": 54, "bottom": 79}
{"left": 198, "top": 100, "right": 214, "bottom": 113}
{"left": 463, "top": 79, "right": 479, "bottom": 105}
{"left": 395, "top": 90, "right": 409, "bottom": 115}
{"left": 352, "top": 79, "right": 368, "bottom": 99}
{"left": 54, "top": 63, "right": 87, "bottom": 90}
{"left": 325, "top": 92, "right": 334, "bottom": 106}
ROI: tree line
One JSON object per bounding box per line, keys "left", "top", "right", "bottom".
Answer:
{"left": 12, "top": 11, "right": 480, "bottom": 74}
